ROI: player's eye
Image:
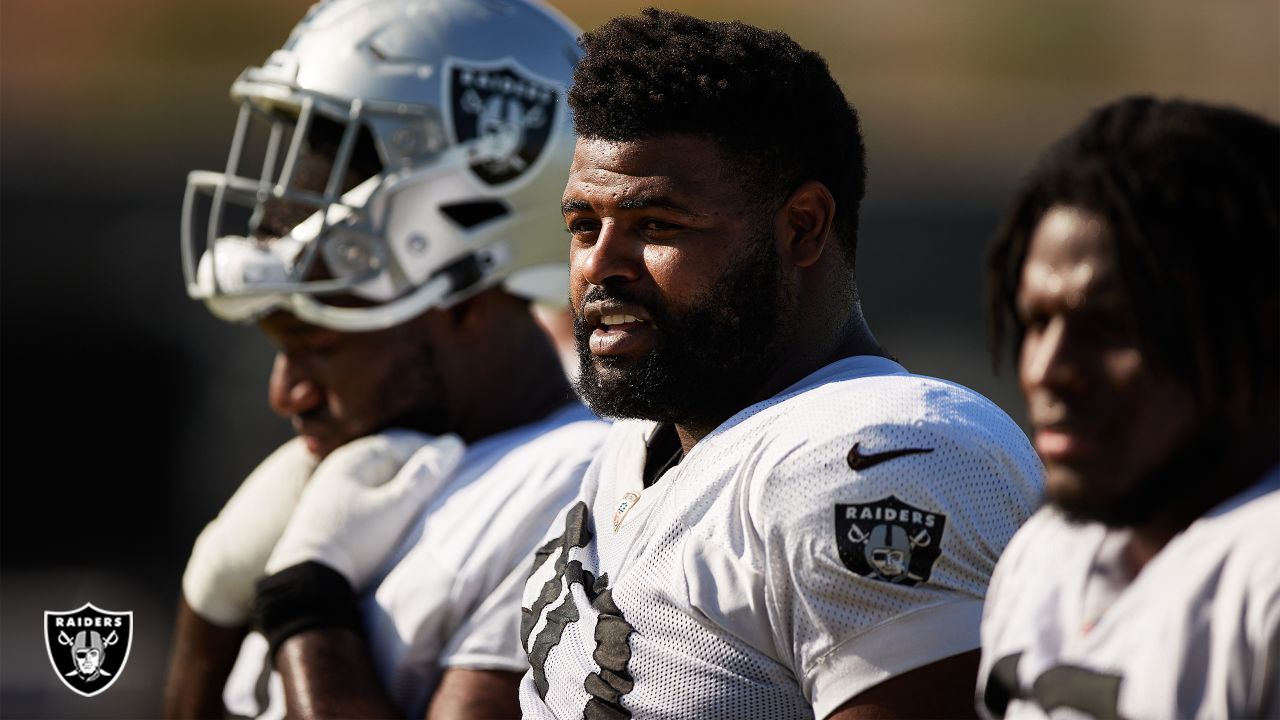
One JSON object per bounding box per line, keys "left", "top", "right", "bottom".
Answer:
{"left": 566, "top": 218, "right": 600, "bottom": 237}
{"left": 641, "top": 219, "right": 680, "bottom": 233}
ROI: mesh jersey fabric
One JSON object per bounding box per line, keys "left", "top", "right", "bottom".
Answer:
{"left": 222, "top": 404, "right": 610, "bottom": 719}
{"left": 519, "top": 355, "right": 1044, "bottom": 719}
{"left": 978, "top": 470, "right": 1280, "bottom": 720}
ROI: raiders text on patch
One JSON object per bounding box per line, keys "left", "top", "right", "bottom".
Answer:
{"left": 834, "top": 495, "right": 946, "bottom": 586}
{"left": 846, "top": 442, "right": 933, "bottom": 471}
{"left": 44, "top": 602, "right": 133, "bottom": 698}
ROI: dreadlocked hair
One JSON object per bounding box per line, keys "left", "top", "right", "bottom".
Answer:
{"left": 987, "top": 95, "right": 1279, "bottom": 411}
{"left": 570, "top": 8, "right": 866, "bottom": 269}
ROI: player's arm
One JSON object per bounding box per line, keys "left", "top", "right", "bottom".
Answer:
{"left": 277, "top": 644, "right": 522, "bottom": 720}
{"left": 825, "top": 650, "right": 981, "bottom": 720}
{"left": 163, "top": 597, "right": 248, "bottom": 718}
{"left": 276, "top": 628, "right": 403, "bottom": 718}
{"left": 426, "top": 668, "right": 523, "bottom": 719}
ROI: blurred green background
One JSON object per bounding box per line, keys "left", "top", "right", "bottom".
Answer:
{"left": 2, "top": 1, "right": 1276, "bottom": 716}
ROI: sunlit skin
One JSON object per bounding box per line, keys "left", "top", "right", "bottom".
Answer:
{"left": 564, "top": 134, "right": 868, "bottom": 451}
{"left": 1016, "top": 206, "right": 1197, "bottom": 524}
{"left": 260, "top": 311, "right": 441, "bottom": 459}
{"left": 565, "top": 136, "right": 760, "bottom": 361}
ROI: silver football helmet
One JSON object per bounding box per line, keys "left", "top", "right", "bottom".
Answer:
{"left": 182, "top": 0, "right": 581, "bottom": 331}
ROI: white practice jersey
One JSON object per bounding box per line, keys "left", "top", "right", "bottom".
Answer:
{"left": 223, "top": 404, "right": 610, "bottom": 719}
{"left": 978, "top": 471, "right": 1280, "bottom": 720}
{"left": 519, "top": 356, "right": 1043, "bottom": 719}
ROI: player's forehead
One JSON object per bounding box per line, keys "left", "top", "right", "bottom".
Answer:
{"left": 258, "top": 310, "right": 349, "bottom": 350}
{"left": 1018, "top": 205, "right": 1127, "bottom": 308}
{"left": 564, "top": 134, "right": 737, "bottom": 213}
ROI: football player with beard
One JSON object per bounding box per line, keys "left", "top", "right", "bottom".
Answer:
{"left": 518, "top": 9, "right": 1043, "bottom": 719}
{"left": 163, "top": 1, "right": 609, "bottom": 718}
{"left": 979, "top": 97, "right": 1279, "bottom": 719}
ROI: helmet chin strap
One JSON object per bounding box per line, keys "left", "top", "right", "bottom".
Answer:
{"left": 289, "top": 273, "right": 453, "bottom": 331}
{"left": 201, "top": 272, "right": 453, "bottom": 331}
{"left": 290, "top": 246, "right": 508, "bottom": 331}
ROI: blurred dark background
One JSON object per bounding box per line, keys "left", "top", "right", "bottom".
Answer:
{"left": 2, "top": 1, "right": 1276, "bottom": 716}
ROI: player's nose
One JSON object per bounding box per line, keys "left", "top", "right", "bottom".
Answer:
{"left": 1019, "top": 316, "right": 1083, "bottom": 394}
{"left": 574, "top": 220, "right": 644, "bottom": 287}
{"left": 267, "top": 353, "right": 323, "bottom": 418}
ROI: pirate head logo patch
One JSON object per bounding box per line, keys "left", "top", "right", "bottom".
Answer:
{"left": 44, "top": 603, "right": 132, "bottom": 697}
{"left": 835, "top": 496, "right": 946, "bottom": 586}
{"left": 446, "top": 58, "right": 559, "bottom": 186}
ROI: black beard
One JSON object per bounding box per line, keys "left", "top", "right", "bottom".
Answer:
{"left": 1055, "top": 416, "right": 1235, "bottom": 529}
{"left": 573, "top": 235, "right": 792, "bottom": 427}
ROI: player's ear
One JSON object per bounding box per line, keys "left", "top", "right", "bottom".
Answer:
{"left": 774, "top": 180, "right": 834, "bottom": 269}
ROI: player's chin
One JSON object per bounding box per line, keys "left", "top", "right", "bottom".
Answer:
{"left": 582, "top": 353, "right": 646, "bottom": 383}
{"left": 299, "top": 432, "right": 341, "bottom": 459}
{"left": 1043, "top": 462, "right": 1115, "bottom": 523}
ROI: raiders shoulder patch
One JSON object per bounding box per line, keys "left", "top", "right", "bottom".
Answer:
{"left": 445, "top": 58, "right": 559, "bottom": 186}
{"left": 834, "top": 496, "right": 946, "bottom": 586}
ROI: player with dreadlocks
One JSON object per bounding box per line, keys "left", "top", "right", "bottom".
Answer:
{"left": 979, "top": 96, "right": 1279, "bottom": 719}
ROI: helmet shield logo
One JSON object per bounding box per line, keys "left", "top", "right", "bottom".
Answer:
{"left": 835, "top": 495, "right": 947, "bottom": 586}
{"left": 446, "top": 59, "right": 559, "bottom": 186}
{"left": 44, "top": 603, "right": 133, "bottom": 697}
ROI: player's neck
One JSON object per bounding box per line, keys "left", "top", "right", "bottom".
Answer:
{"left": 1126, "top": 421, "right": 1278, "bottom": 574}
{"left": 458, "top": 335, "right": 573, "bottom": 443}
{"left": 1122, "top": 524, "right": 1177, "bottom": 576}
{"left": 672, "top": 310, "right": 887, "bottom": 455}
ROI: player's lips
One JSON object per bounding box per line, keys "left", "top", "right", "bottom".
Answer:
{"left": 583, "top": 301, "right": 655, "bottom": 357}
{"left": 1027, "top": 396, "right": 1096, "bottom": 462}
{"left": 1031, "top": 422, "right": 1094, "bottom": 462}
{"left": 293, "top": 420, "right": 336, "bottom": 457}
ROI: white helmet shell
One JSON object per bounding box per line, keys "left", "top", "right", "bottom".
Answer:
{"left": 182, "top": 0, "right": 581, "bottom": 331}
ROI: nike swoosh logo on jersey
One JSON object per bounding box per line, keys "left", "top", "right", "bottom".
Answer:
{"left": 846, "top": 443, "right": 934, "bottom": 471}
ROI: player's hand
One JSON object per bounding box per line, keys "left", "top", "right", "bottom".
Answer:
{"left": 264, "top": 431, "right": 465, "bottom": 591}
{"left": 182, "top": 437, "right": 319, "bottom": 626}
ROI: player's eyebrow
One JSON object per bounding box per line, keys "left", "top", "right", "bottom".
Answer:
{"left": 561, "top": 199, "right": 594, "bottom": 215}
{"left": 561, "top": 195, "right": 701, "bottom": 217}
{"left": 617, "top": 194, "right": 699, "bottom": 216}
